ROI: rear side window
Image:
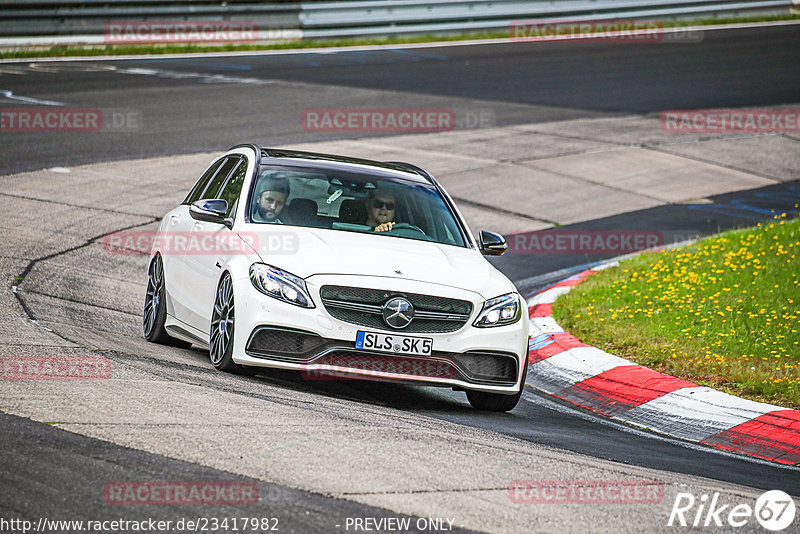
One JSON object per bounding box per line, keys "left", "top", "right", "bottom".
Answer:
{"left": 184, "top": 158, "right": 225, "bottom": 205}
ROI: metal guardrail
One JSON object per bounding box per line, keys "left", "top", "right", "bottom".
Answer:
{"left": 300, "top": 0, "right": 794, "bottom": 38}
{"left": 0, "top": 0, "right": 794, "bottom": 45}
{"left": 0, "top": 2, "right": 301, "bottom": 39}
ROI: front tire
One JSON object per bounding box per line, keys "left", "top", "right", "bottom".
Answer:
{"left": 466, "top": 359, "right": 527, "bottom": 412}
{"left": 210, "top": 273, "right": 255, "bottom": 375}
{"left": 143, "top": 254, "right": 190, "bottom": 348}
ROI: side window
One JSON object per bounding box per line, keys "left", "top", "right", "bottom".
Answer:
{"left": 200, "top": 156, "right": 240, "bottom": 201}
{"left": 184, "top": 158, "right": 225, "bottom": 205}
{"left": 217, "top": 158, "right": 248, "bottom": 218}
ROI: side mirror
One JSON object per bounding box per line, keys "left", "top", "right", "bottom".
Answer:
{"left": 189, "top": 199, "right": 231, "bottom": 228}
{"left": 479, "top": 230, "right": 508, "bottom": 256}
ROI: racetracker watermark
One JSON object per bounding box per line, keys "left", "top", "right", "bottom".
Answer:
{"left": 0, "top": 108, "right": 142, "bottom": 133}
{"left": 509, "top": 230, "right": 664, "bottom": 255}
{"left": 105, "top": 20, "right": 261, "bottom": 44}
{"left": 2, "top": 356, "right": 112, "bottom": 380}
{"left": 510, "top": 19, "right": 703, "bottom": 43}
{"left": 104, "top": 481, "right": 259, "bottom": 506}
{"left": 509, "top": 480, "right": 664, "bottom": 504}
{"left": 302, "top": 108, "right": 457, "bottom": 133}
{"left": 661, "top": 109, "right": 800, "bottom": 134}
{"left": 302, "top": 356, "right": 457, "bottom": 381}
{"left": 302, "top": 108, "right": 496, "bottom": 132}
{"left": 102, "top": 231, "right": 297, "bottom": 256}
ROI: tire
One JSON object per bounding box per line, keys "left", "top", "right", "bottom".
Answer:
{"left": 209, "top": 273, "right": 256, "bottom": 375}
{"left": 466, "top": 359, "right": 527, "bottom": 412}
{"left": 143, "top": 254, "right": 190, "bottom": 348}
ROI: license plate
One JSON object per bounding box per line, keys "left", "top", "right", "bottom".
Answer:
{"left": 355, "top": 331, "right": 433, "bottom": 356}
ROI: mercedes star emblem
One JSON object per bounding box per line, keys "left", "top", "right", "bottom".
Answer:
{"left": 382, "top": 297, "right": 414, "bottom": 329}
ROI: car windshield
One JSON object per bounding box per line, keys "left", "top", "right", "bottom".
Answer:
{"left": 249, "top": 164, "right": 468, "bottom": 248}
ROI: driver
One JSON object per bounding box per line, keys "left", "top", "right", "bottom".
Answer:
{"left": 254, "top": 173, "right": 290, "bottom": 224}
{"left": 365, "top": 191, "right": 397, "bottom": 233}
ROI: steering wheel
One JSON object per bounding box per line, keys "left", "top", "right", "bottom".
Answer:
{"left": 390, "top": 223, "right": 427, "bottom": 235}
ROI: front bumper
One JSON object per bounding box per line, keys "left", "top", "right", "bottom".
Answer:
{"left": 231, "top": 273, "right": 528, "bottom": 394}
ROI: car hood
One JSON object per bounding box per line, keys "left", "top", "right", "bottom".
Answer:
{"left": 241, "top": 226, "right": 515, "bottom": 299}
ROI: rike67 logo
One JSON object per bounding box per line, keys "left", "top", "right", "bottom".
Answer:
{"left": 668, "top": 490, "right": 795, "bottom": 531}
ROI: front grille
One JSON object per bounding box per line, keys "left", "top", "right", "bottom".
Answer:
{"left": 453, "top": 352, "right": 517, "bottom": 382}
{"left": 319, "top": 285, "right": 473, "bottom": 333}
{"left": 320, "top": 286, "right": 472, "bottom": 314}
{"left": 246, "top": 327, "right": 328, "bottom": 359}
{"left": 314, "top": 351, "right": 460, "bottom": 381}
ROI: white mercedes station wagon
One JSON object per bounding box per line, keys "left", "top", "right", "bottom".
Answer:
{"left": 143, "top": 144, "right": 529, "bottom": 411}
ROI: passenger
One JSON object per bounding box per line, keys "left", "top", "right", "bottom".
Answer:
{"left": 254, "top": 174, "right": 290, "bottom": 224}
{"left": 365, "top": 191, "right": 397, "bottom": 233}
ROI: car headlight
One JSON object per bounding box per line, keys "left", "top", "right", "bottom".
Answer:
{"left": 473, "top": 293, "right": 521, "bottom": 327}
{"left": 249, "top": 263, "right": 314, "bottom": 308}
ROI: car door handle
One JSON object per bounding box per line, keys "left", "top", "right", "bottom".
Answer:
{"left": 169, "top": 215, "right": 181, "bottom": 224}
{"left": 192, "top": 222, "right": 204, "bottom": 231}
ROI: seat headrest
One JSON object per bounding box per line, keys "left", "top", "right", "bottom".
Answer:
{"left": 287, "top": 198, "right": 318, "bottom": 225}
{"left": 338, "top": 199, "right": 367, "bottom": 225}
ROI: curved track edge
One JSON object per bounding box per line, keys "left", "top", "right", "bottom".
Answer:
{"left": 526, "top": 266, "right": 800, "bottom": 466}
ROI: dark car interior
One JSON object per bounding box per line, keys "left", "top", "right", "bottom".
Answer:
{"left": 251, "top": 166, "right": 467, "bottom": 247}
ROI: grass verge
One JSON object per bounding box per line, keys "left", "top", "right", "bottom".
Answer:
{"left": 1, "top": 14, "right": 799, "bottom": 60}
{"left": 0, "top": 32, "right": 506, "bottom": 60}
{"left": 553, "top": 213, "right": 800, "bottom": 409}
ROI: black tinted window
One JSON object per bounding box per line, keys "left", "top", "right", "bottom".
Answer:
{"left": 184, "top": 158, "right": 224, "bottom": 205}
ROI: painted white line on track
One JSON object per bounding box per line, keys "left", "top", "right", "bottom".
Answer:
{"left": 114, "top": 66, "right": 276, "bottom": 85}
{"left": 1, "top": 20, "right": 798, "bottom": 64}
{"left": 0, "top": 89, "right": 64, "bottom": 106}
{"left": 26, "top": 63, "right": 116, "bottom": 73}
{"left": 3, "top": 64, "right": 281, "bottom": 85}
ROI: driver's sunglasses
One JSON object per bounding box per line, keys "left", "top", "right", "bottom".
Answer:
{"left": 373, "top": 200, "right": 395, "bottom": 210}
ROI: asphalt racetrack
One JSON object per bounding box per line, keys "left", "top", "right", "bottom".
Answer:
{"left": 1, "top": 24, "right": 799, "bottom": 174}
{"left": 1, "top": 23, "right": 800, "bottom": 533}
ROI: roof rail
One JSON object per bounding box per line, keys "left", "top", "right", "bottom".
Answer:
{"left": 227, "top": 143, "right": 261, "bottom": 154}
{"left": 384, "top": 161, "right": 435, "bottom": 183}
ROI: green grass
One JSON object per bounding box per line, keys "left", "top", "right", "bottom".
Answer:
{"left": 553, "top": 213, "right": 800, "bottom": 409}
{"left": 2, "top": 14, "right": 798, "bottom": 60}
{"left": 0, "top": 32, "right": 507, "bottom": 59}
